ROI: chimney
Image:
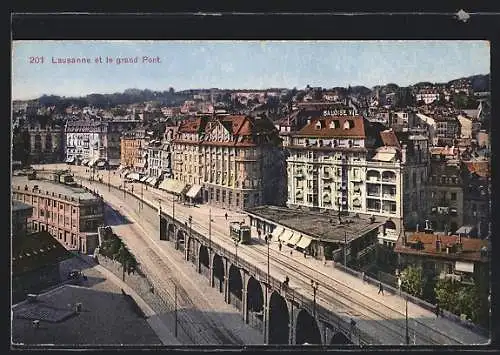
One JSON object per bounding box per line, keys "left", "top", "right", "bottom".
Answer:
{"left": 416, "top": 224, "right": 419, "bottom": 232}
{"left": 435, "top": 235, "right": 441, "bottom": 252}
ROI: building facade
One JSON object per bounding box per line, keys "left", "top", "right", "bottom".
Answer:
{"left": 27, "top": 122, "right": 64, "bottom": 164}
{"left": 284, "top": 114, "right": 429, "bottom": 245}
{"left": 11, "top": 177, "right": 104, "bottom": 254}
{"left": 171, "top": 115, "right": 284, "bottom": 210}
{"left": 120, "top": 128, "right": 148, "bottom": 174}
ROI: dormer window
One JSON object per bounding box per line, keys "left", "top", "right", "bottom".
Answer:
{"left": 330, "top": 120, "right": 340, "bottom": 129}
{"left": 343, "top": 120, "right": 350, "bottom": 130}
{"left": 315, "top": 121, "right": 322, "bottom": 130}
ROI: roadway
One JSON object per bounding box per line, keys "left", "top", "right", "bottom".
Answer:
{"left": 32, "top": 164, "right": 489, "bottom": 345}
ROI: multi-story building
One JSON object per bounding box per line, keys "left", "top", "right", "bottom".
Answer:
{"left": 120, "top": 128, "right": 149, "bottom": 175}
{"left": 416, "top": 89, "right": 440, "bottom": 105}
{"left": 170, "top": 115, "right": 284, "bottom": 209}
{"left": 462, "top": 160, "right": 490, "bottom": 239}
{"left": 427, "top": 150, "right": 463, "bottom": 234}
{"left": 284, "top": 113, "right": 429, "bottom": 247}
{"left": 27, "top": 121, "right": 64, "bottom": 164}
{"left": 66, "top": 119, "right": 140, "bottom": 168}
{"left": 146, "top": 126, "right": 176, "bottom": 184}
{"left": 434, "top": 114, "right": 460, "bottom": 146}
{"left": 11, "top": 176, "right": 104, "bottom": 254}
{"left": 12, "top": 200, "right": 33, "bottom": 238}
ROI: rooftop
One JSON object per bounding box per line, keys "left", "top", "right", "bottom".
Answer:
{"left": 11, "top": 284, "right": 161, "bottom": 346}
{"left": 295, "top": 115, "right": 366, "bottom": 138}
{"left": 245, "top": 205, "right": 384, "bottom": 243}
{"left": 12, "top": 200, "right": 33, "bottom": 213}
{"left": 394, "top": 232, "right": 489, "bottom": 263}
{"left": 12, "top": 176, "right": 98, "bottom": 202}
{"left": 12, "top": 231, "right": 72, "bottom": 276}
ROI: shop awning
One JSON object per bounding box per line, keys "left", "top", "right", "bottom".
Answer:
{"left": 287, "top": 233, "right": 302, "bottom": 246}
{"left": 108, "top": 159, "right": 121, "bottom": 167}
{"left": 88, "top": 159, "right": 98, "bottom": 167}
{"left": 372, "top": 152, "right": 396, "bottom": 162}
{"left": 159, "top": 178, "right": 187, "bottom": 195}
{"left": 271, "top": 227, "right": 284, "bottom": 242}
{"left": 186, "top": 184, "right": 202, "bottom": 198}
{"left": 148, "top": 177, "right": 159, "bottom": 186}
{"left": 81, "top": 159, "right": 89, "bottom": 166}
{"left": 279, "top": 230, "right": 293, "bottom": 242}
{"left": 140, "top": 176, "right": 149, "bottom": 182}
{"left": 97, "top": 161, "right": 106, "bottom": 167}
{"left": 126, "top": 172, "right": 141, "bottom": 181}
{"left": 65, "top": 156, "right": 75, "bottom": 163}
{"left": 296, "top": 236, "right": 313, "bottom": 249}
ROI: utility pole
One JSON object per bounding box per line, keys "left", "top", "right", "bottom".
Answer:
{"left": 174, "top": 282, "right": 178, "bottom": 338}
{"left": 172, "top": 195, "right": 175, "bottom": 221}
{"left": 108, "top": 167, "right": 110, "bottom": 192}
{"left": 264, "top": 234, "right": 270, "bottom": 344}
{"left": 140, "top": 182, "right": 144, "bottom": 210}
{"left": 209, "top": 208, "right": 212, "bottom": 252}
{"left": 344, "top": 231, "right": 348, "bottom": 267}
{"left": 405, "top": 297, "right": 410, "bottom": 345}
{"left": 311, "top": 280, "right": 318, "bottom": 320}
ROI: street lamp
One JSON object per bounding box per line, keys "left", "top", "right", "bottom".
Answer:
{"left": 108, "top": 167, "right": 110, "bottom": 192}
{"left": 234, "top": 239, "right": 239, "bottom": 266}
{"left": 311, "top": 280, "right": 318, "bottom": 320}
{"left": 344, "top": 231, "right": 348, "bottom": 267}
{"left": 174, "top": 282, "right": 178, "bottom": 338}
{"left": 405, "top": 296, "right": 410, "bottom": 345}
{"left": 264, "top": 234, "right": 271, "bottom": 344}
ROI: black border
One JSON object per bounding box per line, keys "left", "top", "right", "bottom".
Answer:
{"left": 8, "top": 9, "right": 500, "bottom": 354}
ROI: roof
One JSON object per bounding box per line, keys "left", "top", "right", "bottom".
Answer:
{"left": 12, "top": 231, "right": 72, "bottom": 275}
{"left": 464, "top": 161, "right": 490, "bottom": 178}
{"left": 177, "top": 116, "right": 207, "bottom": 134}
{"left": 245, "top": 205, "right": 384, "bottom": 243}
{"left": 12, "top": 176, "right": 98, "bottom": 202}
{"left": 12, "top": 200, "right": 33, "bottom": 213}
{"left": 380, "top": 129, "right": 401, "bottom": 149}
{"left": 394, "top": 232, "right": 489, "bottom": 263}
{"left": 295, "top": 115, "right": 366, "bottom": 138}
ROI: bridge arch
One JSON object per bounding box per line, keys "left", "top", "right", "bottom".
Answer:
{"left": 186, "top": 237, "right": 196, "bottom": 264}
{"left": 160, "top": 217, "right": 168, "bottom": 241}
{"left": 246, "top": 277, "right": 264, "bottom": 329}
{"left": 330, "top": 331, "right": 353, "bottom": 344}
{"left": 198, "top": 244, "right": 210, "bottom": 279}
{"left": 176, "top": 229, "right": 186, "bottom": 252}
{"left": 212, "top": 253, "right": 224, "bottom": 292}
{"left": 268, "top": 291, "right": 289, "bottom": 344}
{"left": 228, "top": 264, "right": 243, "bottom": 310}
{"left": 167, "top": 223, "right": 175, "bottom": 241}
{"left": 295, "top": 309, "right": 322, "bottom": 345}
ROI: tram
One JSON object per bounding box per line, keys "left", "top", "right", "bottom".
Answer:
{"left": 229, "top": 221, "right": 251, "bottom": 244}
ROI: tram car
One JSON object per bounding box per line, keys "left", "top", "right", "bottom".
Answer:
{"left": 229, "top": 221, "right": 251, "bottom": 244}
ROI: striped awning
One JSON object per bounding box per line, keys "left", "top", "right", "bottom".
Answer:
{"left": 159, "top": 178, "right": 187, "bottom": 195}
{"left": 65, "top": 156, "right": 75, "bottom": 163}
{"left": 88, "top": 159, "right": 98, "bottom": 167}
{"left": 296, "top": 236, "right": 313, "bottom": 249}
{"left": 271, "top": 227, "right": 284, "bottom": 242}
{"left": 140, "top": 176, "right": 149, "bottom": 182}
{"left": 186, "top": 184, "right": 202, "bottom": 198}
{"left": 279, "top": 230, "right": 294, "bottom": 242}
{"left": 126, "top": 172, "right": 141, "bottom": 181}
{"left": 287, "top": 233, "right": 302, "bottom": 246}
{"left": 81, "top": 159, "right": 89, "bottom": 166}
{"left": 148, "top": 177, "right": 159, "bottom": 186}
{"left": 96, "top": 161, "right": 106, "bottom": 167}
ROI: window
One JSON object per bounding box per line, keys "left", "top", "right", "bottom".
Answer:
{"left": 216, "top": 189, "right": 220, "bottom": 202}
{"left": 254, "top": 193, "right": 259, "bottom": 205}
{"left": 222, "top": 190, "right": 226, "bottom": 203}
{"left": 412, "top": 172, "right": 417, "bottom": 186}
{"left": 451, "top": 192, "right": 457, "bottom": 201}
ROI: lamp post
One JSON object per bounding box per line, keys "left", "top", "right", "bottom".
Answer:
{"left": 108, "top": 167, "right": 110, "bottom": 192}
{"left": 209, "top": 208, "right": 212, "bottom": 252}
{"left": 264, "top": 234, "right": 270, "bottom": 344}
{"left": 234, "top": 239, "right": 239, "bottom": 266}
{"left": 311, "top": 280, "right": 318, "bottom": 320}
{"left": 140, "top": 181, "right": 144, "bottom": 210}
{"left": 344, "top": 231, "right": 348, "bottom": 267}
{"left": 405, "top": 296, "right": 410, "bottom": 345}
{"left": 174, "top": 282, "right": 178, "bottom": 338}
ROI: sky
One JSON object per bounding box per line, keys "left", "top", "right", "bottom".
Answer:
{"left": 12, "top": 40, "right": 490, "bottom": 100}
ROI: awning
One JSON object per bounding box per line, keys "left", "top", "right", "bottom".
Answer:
{"left": 372, "top": 152, "right": 396, "bottom": 162}
{"left": 108, "top": 159, "right": 121, "bottom": 167}
{"left": 159, "top": 178, "right": 187, "bottom": 195}
{"left": 287, "top": 233, "right": 302, "bottom": 246}
{"left": 81, "top": 159, "right": 89, "bottom": 166}
{"left": 140, "top": 176, "right": 149, "bottom": 182}
{"left": 271, "top": 227, "right": 284, "bottom": 242}
{"left": 149, "top": 177, "right": 159, "bottom": 186}
{"left": 296, "top": 236, "right": 313, "bottom": 249}
{"left": 65, "top": 156, "right": 75, "bottom": 163}
{"left": 135, "top": 161, "right": 147, "bottom": 169}
{"left": 279, "top": 230, "right": 294, "bottom": 242}
{"left": 97, "top": 161, "right": 106, "bottom": 167}
{"left": 89, "top": 159, "right": 98, "bottom": 167}
{"left": 186, "top": 184, "right": 202, "bottom": 198}
{"left": 126, "top": 172, "right": 141, "bottom": 181}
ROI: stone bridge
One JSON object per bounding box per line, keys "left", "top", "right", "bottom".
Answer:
{"left": 159, "top": 211, "right": 375, "bottom": 345}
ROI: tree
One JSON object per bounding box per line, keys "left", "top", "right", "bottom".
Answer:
{"left": 435, "top": 279, "right": 481, "bottom": 323}
{"left": 400, "top": 266, "right": 425, "bottom": 298}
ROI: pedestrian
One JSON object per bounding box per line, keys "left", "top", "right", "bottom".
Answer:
{"left": 279, "top": 242, "right": 282, "bottom": 252}
{"left": 290, "top": 249, "right": 293, "bottom": 256}
{"left": 378, "top": 282, "right": 384, "bottom": 295}
{"left": 361, "top": 271, "right": 365, "bottom": 283}
{"left": 435, "top": 304, "right": 440, "bottom": 318}
{"left": 225, "top": 212, "right": 228, "bottom": 220}
{"left": 257, "top": 229, "right": 261, "bottom": 239}
{"left": 303, "top": 250, "right": 307, "bottom": 258}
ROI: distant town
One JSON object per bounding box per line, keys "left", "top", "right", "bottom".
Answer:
{"left": 11, "top": 73, "right": 491, "bottom": 347}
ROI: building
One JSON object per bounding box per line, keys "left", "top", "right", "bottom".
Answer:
{"left": 427, "top": 150, "right": 463, "bottom": 234}
{"left": 434, "top": 114, "right": 460, "bottom": 146}
{"left": 246, "top": 205, "right": 384, "bottom": 267}
{"left": 169, "top": 115, "right": 284, "bottom": 209}
{"left": 66, "top": 119, "right": 140, "bottom": 168}
{"left": 416, "top": 89, "right": 439, "bottom": 105}
{"left": 457, "top": 114, "right": 473, "bottom": 139}
{"left": 145, "top": 126, "right": 176, "bottom": 186}
{"left": 283, "top": 113, "right": 429, "bottom": 247}
{"left": 120, "top": 128, "right": 149, "bottom": 175}
{"left": 27, "top": 121, "right": 64, "bottom": 164}
{"left": 12, "top": 200, "right": 33, "bottom": 238}
{"left": 462, "top": 160, "right": 490, "bottom": 239}
{"left": 11, "top": 176, "right": 104, "bottom": 254}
